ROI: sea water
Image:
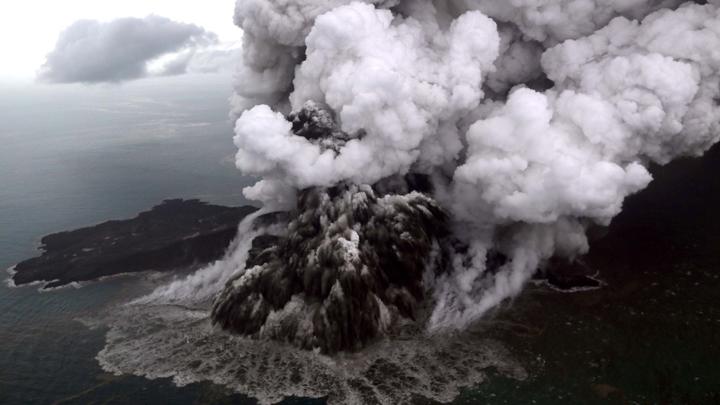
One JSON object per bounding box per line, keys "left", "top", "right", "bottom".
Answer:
{"left": 0, "top": 76, "right": 262, "bottom": 404}
{"left": 0, "top": 77, "right": 525, "bottom": 405}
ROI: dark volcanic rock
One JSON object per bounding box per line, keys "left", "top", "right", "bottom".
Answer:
{"left": 210, "top": 102, "right": 453, "bottom": 354}
{"left": 211, "top": 182, "right": 448, "bottom": 353}
{"left": 13, "top": 199, "right": 257, "bottom": 289}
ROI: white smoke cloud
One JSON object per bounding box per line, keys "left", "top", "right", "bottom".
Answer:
{"left": 233, "top": 3, "right": 500, "bottom": 206}
{"left": 38, "top": 15, "right": 226, "bottom": 83}
{"left": 136, "top": 209, "right": 267, "bottom": 305}
{"left": 451, "top": 0, "right": 687, "bottom": 44}
{"left": 229, "top": 0, "right": 403, "bottom": 115}
{"left": 223, "top": 0, "right": 720, "bottom": 331}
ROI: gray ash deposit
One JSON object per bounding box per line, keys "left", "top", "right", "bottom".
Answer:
{"left": 11, "top": 199, "right": 257, "bottom": 289}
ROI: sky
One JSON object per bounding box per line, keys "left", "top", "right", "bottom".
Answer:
{"left": 0, "top": 0, "right": 239, "bottom": 81}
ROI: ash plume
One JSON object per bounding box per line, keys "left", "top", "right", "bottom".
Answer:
{"left": 159, "top": 0, "right": 720, "bottom": 352}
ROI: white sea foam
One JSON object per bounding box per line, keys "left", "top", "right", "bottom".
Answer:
{"left": 4, "top": 266, "right": 17, "bottom": 288}
{"left": 97, "top": 302, "right": 526, "bottom": 405}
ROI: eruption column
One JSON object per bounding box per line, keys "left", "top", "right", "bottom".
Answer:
{"left": 217, "top": 0, "right": 720, "bottom": 349}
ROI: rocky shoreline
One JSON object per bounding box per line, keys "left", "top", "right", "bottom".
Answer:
{"left": 11, "top": 199, "right": 257, "bottom": 289}
{"left": 10, "top": 196, "right": 600, "bottom": 295}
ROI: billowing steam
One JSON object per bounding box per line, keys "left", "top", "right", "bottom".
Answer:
{"left": 112, "top": 0, "right": 720, "bottom": 358}
{"left": 211, "top": 0, "right": 720, "bottom": 348}
{"left": 94, "top": 1, "right": 720, "bottom": 401}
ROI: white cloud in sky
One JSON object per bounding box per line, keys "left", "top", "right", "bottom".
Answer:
{"left": 0, "top": 0, "right": 239, "bottom": 80}
{"left": 38, "top": 16, "right": 220, "bottom": 83}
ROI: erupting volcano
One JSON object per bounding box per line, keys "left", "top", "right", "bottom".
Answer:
{"left": 97, "top": 0, "right": 720, "bottom": 402}
{"left": 202, "top": 0, "right": 720, "bottom": 351}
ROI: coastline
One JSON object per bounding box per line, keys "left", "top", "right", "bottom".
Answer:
{"left": 9, "top": 199, "right": 257, "bottom": 290}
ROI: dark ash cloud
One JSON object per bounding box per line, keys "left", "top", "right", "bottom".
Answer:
{"left": 38, "top": 15, "right": 218, "bottom": 84}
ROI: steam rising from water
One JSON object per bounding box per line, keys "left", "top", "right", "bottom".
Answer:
{"left": 98, "top": 214, "right": 526, "bottom": 405}
{"left": 100, "top": 0, "right": 720, "bottom": 401}
{"left": 229, "top": 0, "right": 720, "bottom": 330}
{"left": 211, "top": 181, "right": 448, "bottom": 352}
{"left": 98, "top": 300, "right": 526, "bottom": 405}
{"left": 134, "top": 209, "right": 267, "bottom": 306}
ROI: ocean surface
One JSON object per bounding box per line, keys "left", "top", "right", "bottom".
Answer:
{"left": 2, "top": 76, "right": 719, "bottom": 404}
{"left": 0, "top": 76, "right": 265, "bottom": 404}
